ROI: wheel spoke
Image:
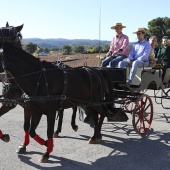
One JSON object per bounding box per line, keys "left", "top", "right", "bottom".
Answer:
{"left": 138, "top": 119, "right": 144, "bottom": 133}
{"left": 144, "top": 117, "right": 150, "bottom": 123}
{"left": 136, "top": 103, "right": 142, "bottom": 112}
{"left": 142, "top": 119, "right": 145, "bottom": 129}
{"left": 143, "top": 97, "right": 147, "bottom": 108}
{"left": 144, "top": 103, "right": 150, "bottom": 111}
{"left": 135, "top": 117, "right": 140, "bottom": 126}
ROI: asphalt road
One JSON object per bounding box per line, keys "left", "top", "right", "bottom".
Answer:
{"left": 0, "top": 85, "right": 170, "bottom": 170}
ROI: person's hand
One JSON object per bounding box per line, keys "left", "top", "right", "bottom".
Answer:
{"left": 118, "top": 48, "right": 123, "bottom": 52}
{"left": 111, "top": 51, "right": 118, "bottom": 56}
{"left": 106, "top": 52, "right": 110, "bottom": 57}
{"left": 111, "top": 49, "right": 123, "bottom": 56}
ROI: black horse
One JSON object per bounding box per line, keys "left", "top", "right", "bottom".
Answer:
{"left": 0, "top": 24, "right": 78, "bottom": 155}
{"left": 0, "top": 45, "right": 78, "bottom": 153}
{"left": 0, "top": 57, "right": 78, "bottom": 137}
{"left": 0, "top": 26, "right": 116, "bottom": 162}
{"left": 0, "top": 65, "right": 78, "bottom": 148}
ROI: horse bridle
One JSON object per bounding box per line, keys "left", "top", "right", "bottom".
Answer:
{"left": 0, "top": 27, "right": 22, "bottom": 46}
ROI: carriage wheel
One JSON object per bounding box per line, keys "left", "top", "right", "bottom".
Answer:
{"left": 132, "top": 94, "right": 153, "bottom": 134}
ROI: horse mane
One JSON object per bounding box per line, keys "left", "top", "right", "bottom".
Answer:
{"left": 4, "top": 43, "right": 40, "bottom": 62}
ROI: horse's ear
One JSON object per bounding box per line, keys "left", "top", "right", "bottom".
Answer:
{"left": 15, "top": 24, "right": 24, "bottom": 32}
{"left": 6, "top": 22, "right": 9, "bottom": 27}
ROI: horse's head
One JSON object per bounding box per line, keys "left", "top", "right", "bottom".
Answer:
{"left": 0, "top": 22, "right": 24, "bottom": 48}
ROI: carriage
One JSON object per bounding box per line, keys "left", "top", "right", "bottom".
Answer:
{"left": 0, "top": 23, "right": 170, "bottom": 162}
{"left": 97, "top": 60, "right": 170, "bottom": 134}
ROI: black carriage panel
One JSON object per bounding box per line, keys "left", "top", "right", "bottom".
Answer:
{"left": 99, "top": 68, "right": 126, "bottom": 84}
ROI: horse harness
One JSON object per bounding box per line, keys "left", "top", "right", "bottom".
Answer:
{"left": 2, "top": 62, "right": 114, "bottom": 108}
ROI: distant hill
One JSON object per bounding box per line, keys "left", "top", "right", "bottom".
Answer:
{"left": 22, "top": 38, "right": 110, "bottom": 49}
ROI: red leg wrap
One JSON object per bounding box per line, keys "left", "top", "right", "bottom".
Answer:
{"left": 23, "top": 131, "right": 30, "bottom": 146}
{"left": 46, "top": 138, "right": 53, "bottom": 154}
{"left": 0, "top": 130, "right": 3, "bottom": 138}
{"left": 33, "top": 134, "right": 45, "bottom": 145}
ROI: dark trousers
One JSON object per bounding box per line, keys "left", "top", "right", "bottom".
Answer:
{"left": 162, "top": 64, "right": 170, "bottom": 82}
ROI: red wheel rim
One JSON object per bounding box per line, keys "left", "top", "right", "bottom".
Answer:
{"left": 132, "top": 94, "right": 153, "bottom": 134}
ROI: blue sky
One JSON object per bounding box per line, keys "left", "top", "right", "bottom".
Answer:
{"left": 1, "top": 0, "right": 170, "bottom": 42}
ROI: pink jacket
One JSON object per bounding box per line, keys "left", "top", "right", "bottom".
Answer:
{"left": 109, "top": 33, "right": 129, "bottom": 56}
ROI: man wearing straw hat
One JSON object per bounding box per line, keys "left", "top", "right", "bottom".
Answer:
{"left": 101, "top": 23, "right": 129, "bottom": 68}
{"left": 118, "top": 28, "right": 151, "bottom": 84}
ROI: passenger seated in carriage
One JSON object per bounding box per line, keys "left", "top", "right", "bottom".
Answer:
{"left": 148, "top": 35, "right": 159, "bottom": 67}
{"left": 101, "top": 23, "right": 129, "bottom": 68}
{"left": 156, "top": 36, "right": 170, "bottom": 84}
{"left": 118, "top": 28, "right": 151, "bottom": 84}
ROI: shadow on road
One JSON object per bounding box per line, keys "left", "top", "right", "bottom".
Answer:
{"left": 18, "top": 126, "right": 170, "bottom": 170}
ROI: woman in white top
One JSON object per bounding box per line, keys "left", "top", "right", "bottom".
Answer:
{"left": 148, "top": 36, "right": 158, "bottom": 67}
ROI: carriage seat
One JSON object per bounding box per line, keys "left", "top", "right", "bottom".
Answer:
{"left": 126, "top": 66, "right": 162, "bottom": 86}
{"left": 126, "top": 67, "right": 151, "bottom": 85}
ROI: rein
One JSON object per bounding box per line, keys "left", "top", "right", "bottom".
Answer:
{"left": 3, "top": 65, "right": 113, "bottom": 106}
{"left": 7, "top": 70, "right": 42, "bottom": 80}
{"left": 3, "top": 64, "right": 69, "bottom": 102}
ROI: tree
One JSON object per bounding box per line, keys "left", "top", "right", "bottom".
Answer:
{"left": 166, "top": 29, "right": 170, "bottom": 37}
{"left": 87, "top": 46, "right": 95, "bottom": 53}
{"left": 147, "top": 17, "right": 170, "bottom": 44}
{"left": 94, "top": 45, "right": 102, "bottom": 53}
{"left": 61, "top": 45, "right": 72, "bottom": 55}
{"left": 73, "top": 45, "right": 85, "bottom": 54}
{"left": 25, "top": 42, "right": 37, "bottom": 54}
{"left": 44, "top": 48, "right": 49, "bottom": 53}
{"left": 103, "top": 44, "right": 110, "bottom": 53}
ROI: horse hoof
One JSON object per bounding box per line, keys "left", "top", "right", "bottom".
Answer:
{"left": 95, "top": 136, "right": 102, "bottom": 142}
{"left": 73, "top": 125, "right": 78, "bottom": 132}
{"left": 53, "top": 133, "right": 59, "bottom": 138}
{"left": 1, "top": 134, "right": 10, "bottom": 142}
{"left": 39, "top": 152, "right": 49, "bottom": 163}
{"left": 16, "top": 144, "right": 26, "bottom": 154}
{"left": 88, "top": 138, "right": 95, "bottom": 144}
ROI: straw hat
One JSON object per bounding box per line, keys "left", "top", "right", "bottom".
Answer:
{"left": 111, "top": 23, "right": 126, "bottom": 29}
{"left": 133, "top": 28, "right": 146, "bottom": 34}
